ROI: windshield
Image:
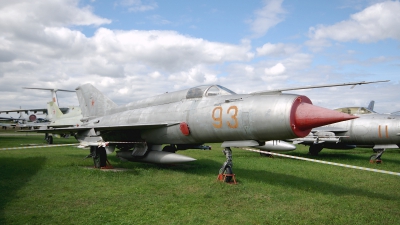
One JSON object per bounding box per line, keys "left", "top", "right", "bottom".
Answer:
{"left": 186, "top": 85, "right": 236, "bottom": 99}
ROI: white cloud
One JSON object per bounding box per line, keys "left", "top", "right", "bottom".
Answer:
{"left": 0, "top": 0, "right": 111, "bottom": 28}
{"left": 0, "top": 0, "right": 255, "bottom": 109}
{"left": 119, "top": 0, "right": 158, "bottom": 12}
{"left": 307, "top": 1, "right": 400, "bottom": 49}
{"left": 256, "top": 42, "right": 299, "bottom": 56}
{"left": 249, "top": 0, "right": 286, "bottom": 38}
{"left": 264, "top": 63, "right": 286, "bottom": 76}
{"left": 0, "top": 0, "right": 397, "bottom": 115}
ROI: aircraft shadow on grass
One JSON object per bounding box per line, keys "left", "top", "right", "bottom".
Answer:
{"left": 0, "top": 157, "right": 46, "bottom": 223}
{"left": 63, "top": 151, "right": 396, "bottom": 201}
{"left": 286, "top": 151, "right": 400, "bottom": 164}
{"left": 234, "top": 167, "right": 396, "bottom": 201}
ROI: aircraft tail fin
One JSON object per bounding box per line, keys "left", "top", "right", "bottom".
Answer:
{"left": 23, "top": 87, "right": 75, "bottom": 107}
{"left": 76, "top": 84, "right": 118, "bottom": 118}
{"left": 367, "top": 100, "right": 375, "bottom": 111}
{"left": 47, "top": 101, "right": 64, "bottom": 121}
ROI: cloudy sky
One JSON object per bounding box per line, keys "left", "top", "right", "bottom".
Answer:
{"left": 0, "top": 0, "right": 399, "bottom": 117}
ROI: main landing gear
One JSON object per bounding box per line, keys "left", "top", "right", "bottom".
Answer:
{"left": 308, "top": 144, "right": 323, "bottom": 156}
{"left": 44, "top": 133, "right": 53, "bottom": 144}
{"left": 370, "top": 148, "right": 385, "bottom": 164}
{"left": 86, "top": 146, "right": 113, "bottom": 169}
{"left": 217, "top": 147, "right": 236, "bottom": 184}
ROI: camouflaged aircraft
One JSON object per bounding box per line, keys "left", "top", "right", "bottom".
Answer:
{"left": 33, "top": 81, "right": 389, "bottom": 169}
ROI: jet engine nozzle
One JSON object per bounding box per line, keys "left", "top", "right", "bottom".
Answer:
{"left": 291, "top": 96, "right": 358, "bottom": 137}
{"left": 29, "top": 114, "right": 37, "bottom": 122}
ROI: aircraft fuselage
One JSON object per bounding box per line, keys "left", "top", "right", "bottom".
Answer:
{"left": 324, "top": 114, "right": 400, "bottom": 147}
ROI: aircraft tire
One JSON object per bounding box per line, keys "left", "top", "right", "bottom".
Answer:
{"left": 91, "top": 147, "right": 107, "bottom": 168}
{"left": 98, "top": 147, "right": 107, "bottom": 167}
{"left": 163, "top": 145, "right": 177, "bottom": 153}
{"left": 46, "top": 136, "right": 53, "bottom": 144}
{"left": 309, "top": 145, "right": 323, "bottom": 155}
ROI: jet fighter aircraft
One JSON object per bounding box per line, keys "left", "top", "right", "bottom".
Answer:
{"left": 290, "top": 103, "right": 400, "bottom": 163}
{"left": 32, "top": 81, "right": 377, "bottom": 169}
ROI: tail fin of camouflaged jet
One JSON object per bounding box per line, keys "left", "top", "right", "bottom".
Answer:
{"left": 76, "top": 84, "right": 118, "bottom": 118}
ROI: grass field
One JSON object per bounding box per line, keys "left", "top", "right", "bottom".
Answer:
{"left": 1, "top": 129, "right": 399, "bottom": 224}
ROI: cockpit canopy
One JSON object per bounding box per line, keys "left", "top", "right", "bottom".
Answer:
{"left": 186, "top": 85, "right": 236, "bottom": 99}
{"left": 334, "top": 107, "right": 375, "bottom": 115}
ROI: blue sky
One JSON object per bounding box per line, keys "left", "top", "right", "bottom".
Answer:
{"left": 0, "top": 0, "right": 399, "bottom": 117}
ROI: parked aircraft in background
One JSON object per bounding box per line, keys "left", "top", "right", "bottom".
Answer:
{"left": 290, "top": 101, "right": 400, "bottom": 163}
{"left": 31, "top": 81, "right": 385, "bottom": 169}
{"left": 0, "top": 88, "right": 75, "bottom": 123}
{"left": 1, "top": 121, "right": 17, "bottom": 129}
{"left": 40, "top": 101, "right": 82, "bottom": 144}
{"left": 1, "top": 87, "right": 83, "bottom": 145}
{"left": 22, "top": 87, "right": 76, "bottom": 108}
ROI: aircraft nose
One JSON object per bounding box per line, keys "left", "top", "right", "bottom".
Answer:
{"left": 290, "top": 96, "right": 358, "bottom": 137}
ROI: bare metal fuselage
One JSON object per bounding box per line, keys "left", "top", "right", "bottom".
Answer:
{"left": 80, "top": 92, "right": 301, "bottom": 147}
{"left": 323, "top": 113, "right": 400, "bottom": 148}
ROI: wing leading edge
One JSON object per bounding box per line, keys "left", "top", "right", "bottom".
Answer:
{"left": 23, "top": 122, "right": 180, "bottom": 134}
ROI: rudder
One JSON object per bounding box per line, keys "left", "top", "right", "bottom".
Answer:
{"left": 76, "top": 83, "right": 118, "bottom": 118}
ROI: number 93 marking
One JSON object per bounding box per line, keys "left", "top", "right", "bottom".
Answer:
{"left": 212, "top": 106, "right": 238, "bottom": 129}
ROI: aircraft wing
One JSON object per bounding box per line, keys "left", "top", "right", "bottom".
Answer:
{"left": 93, "top": 122, "right": 180, "bottom": 131}
{"left": 22, "top": 122, "right": 180, "bottom": 133}
{"left": 310, "top": 127, "right": 349, "bottom": 133}
{"left": 0, "top": 107, "right": 70, "bottom": 114}
{"left": 251, "top": 80, "right": 389, "bottom": 95}
{"left": 0, "top": 117, "right": 22, "bottom": 121}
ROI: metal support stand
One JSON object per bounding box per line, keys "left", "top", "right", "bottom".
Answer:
{"left": 217, "top": 173, "right": 237, "bottom": 184}
{"left": 101, "top": 159, "right": 114, "bottom": 169}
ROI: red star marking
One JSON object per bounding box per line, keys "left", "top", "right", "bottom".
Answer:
{"left": 91, "top": 99, "right": 95, "bottom": 106}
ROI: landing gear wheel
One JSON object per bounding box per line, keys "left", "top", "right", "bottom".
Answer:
{"left": 90, "top": 146, "right": 107, "bottom": 168}
{"left": 308, "top": 145, "right": 323, "bottom": 155}
{"left": 163, "top": 145, "right": 177, "bottom": 153}
{"left": 46, "top": 136, "right": 53, "bottom": 144}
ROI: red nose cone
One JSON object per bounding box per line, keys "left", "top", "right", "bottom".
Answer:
{"left": 290, "top": 96, "right": 358, "bottom": 137}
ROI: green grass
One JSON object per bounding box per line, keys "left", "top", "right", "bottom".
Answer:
{"left": 1, "top": 130, "right": 400, "bottom": 224}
